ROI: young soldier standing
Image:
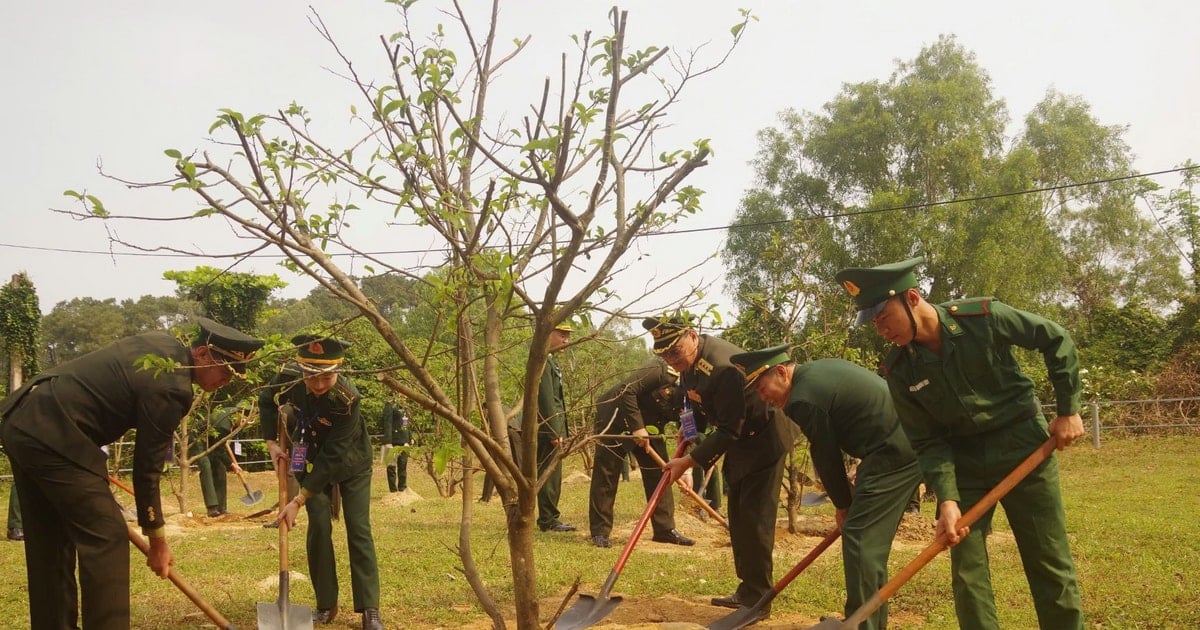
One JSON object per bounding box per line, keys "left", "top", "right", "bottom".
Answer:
{"left": 835, "top": 257, "right": 1085, "bottom": 629}
{"left": 731, "top": 344, "right": 920, "bottom": 630}
{"left": 262, "top": 335, "right": 384, "bottom": 630}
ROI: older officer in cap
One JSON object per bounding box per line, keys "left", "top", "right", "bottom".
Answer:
{"left": 0, "top": 317, "right": 263, "bottom": 629}
{"left": 835, "top": 257, "right": 1085, "bottom": 629}
{"left": 587, "top": 359, "right": 694, "bottom": 548}
{"left": 261, "top": 335, "right": 384, "bottom": 630}
{"left": 732, "top": 344, "right": 921, "bottom": 630}
{"left": 535, "top": 322, "right": 577, "bottom": 532}
{"left": 650, "top": 314, "right": 796, "bottom": 621}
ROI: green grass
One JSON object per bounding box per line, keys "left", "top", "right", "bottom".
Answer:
{"left": 1, "top": 435, "right": 1198, "bottom": 628}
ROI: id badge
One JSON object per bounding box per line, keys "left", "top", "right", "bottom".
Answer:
{"left": 679, "top": 401, "right": 698, "bottom": 442}
{"left": 290, "top": 444, "right": 308, "bottom": 473}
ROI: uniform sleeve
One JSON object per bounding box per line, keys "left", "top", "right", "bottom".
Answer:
{"left": 888, "top": 378, "right": 959, "bottom": 503}
{"left": 616, "top": 364, "right": 668, "bottom": 433}
{"left": 537, "top": 360, "right": 566, "bottom": 439}
{"left": 258, "top": 377, "right": 282, "bottom": 442}
{"left": 132, "top": 388, "right": 192, "bottom": 536}
{"left": 990, "top": 302, "right": 1082, "bottom": 416}
{"left": 380, "top": 402, "right": 395, "bottom": 441}
{"left": 688, "top": 367, "right": 749, "bottom": 467}
{"left": 786, "top": 400, "right": 852, "bottom": 509}
{"left": 300, "top": 388, "right": 365, "bottom": 494}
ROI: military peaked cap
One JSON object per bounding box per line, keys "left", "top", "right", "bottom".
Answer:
{"left": 729, "top": 344, "right": 792, "bottom": 390}
{"left": 834, "top": 257, "right": 924, "bottom": 326}
{"left": 291, "top": 334, "right": 351, "bottom": 373}
{"left": 193, "top": 318, "right": 264, "bottom": 374}
{"left": 641, "top": 313, "right": 695, "bottom": 354}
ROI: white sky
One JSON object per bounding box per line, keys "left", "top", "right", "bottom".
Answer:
{"left": 2, "top": 1, "right": 1197, "bottom": 317}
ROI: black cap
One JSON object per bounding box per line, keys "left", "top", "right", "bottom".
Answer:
{"left": 641, "top": 313, "right": 695, "bottom": 354}
{"left": 291, "top": 334, "right": 351, "bottom": 373}
{"left": 193, "top": 318, "right": 265, "bottom": 374}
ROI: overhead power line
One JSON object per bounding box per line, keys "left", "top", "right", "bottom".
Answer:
{"left": 3, "top": 164, "right": 1196, "bottom": 259}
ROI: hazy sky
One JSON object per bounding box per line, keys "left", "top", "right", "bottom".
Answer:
{"left": 2, "top": 1, "right": 1197, "bottom": 317}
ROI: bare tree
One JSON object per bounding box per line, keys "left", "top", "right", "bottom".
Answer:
{"left": 61, "top": 3, "right": 751, "bottom": 627}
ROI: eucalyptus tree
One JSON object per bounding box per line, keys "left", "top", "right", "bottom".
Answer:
{"left": 61, "top": 3, "right": 749, "bottom": 627}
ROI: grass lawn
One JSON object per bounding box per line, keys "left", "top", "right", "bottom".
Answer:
{"left": 0, "top": 434, "right": 1197, "bottom": 628}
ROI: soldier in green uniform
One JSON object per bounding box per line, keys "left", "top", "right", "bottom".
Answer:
{"left": 262, "top": 335, "right": 384, "bottom": 630}
{"left": 380, "top": 396, "right": 412, "bottom": 493}
{"left": 0, "top": 318, "right": 263, "bottom": 629}
{"left": 587, "top": 359, "right": 694, "bottom": 548}
{"left": 191, "top": 406, "right": 238, "bottom": 516}
{"left": 6, "top": 483, "right": 22, "bottom": 541}
{"left": 731, "top": 344, "right": 921, "bottom": 630}
{"left": 536, "top": 322, "right": 577, "bottom": 532}
{"left": 652, "top": 315, "right": 797, "bottom": 622}
{"left": 835, "top": 257, "right": 1086, "bottom": 630}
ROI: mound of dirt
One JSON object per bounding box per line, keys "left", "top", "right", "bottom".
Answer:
{"left": 380, "top": 487, "right": 423, "bottom": 507}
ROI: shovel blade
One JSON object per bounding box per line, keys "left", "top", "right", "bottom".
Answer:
{"left": 241, "top": 489, "right": 265, "bottom": 506}
{"left": 708, "top": 605, "right": 771, "bottom": 630}
{"left": 804, "top": 618, "right": 846, "bottom": 630}
{"left": 554, "top": 593, "right": 623, "bottom": 630}
{"left": 801, "top": 492, "right": 829, "bottom": 507}
{"left": 256, "top": 601, "right": 313, "bottom": 630}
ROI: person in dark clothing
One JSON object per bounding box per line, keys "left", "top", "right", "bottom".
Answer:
{"left": 261, "top": 335, "right": 384, "bottom": 630}
{"left": 6, "top": 482, "right": 22, "bottom": 541}
{"left": 732, "top": 344, "right": 921, "bottom": 630}
{"left": 191, "top": 406, "right": 238, "bottom": 517}
{"left": 536, "top": 323, "right": 576, "bottom": 532}
{"left": 0, "top": 318, "right": 262, "bottom": 630}
{"left": 587, "top": 359, "right": 694, "bottom": 548}
{"left": 380, "top": 397, "right": 412, "bottom": 492}
{"left": 653, "top": 315, "right": 798, "bottom": 623}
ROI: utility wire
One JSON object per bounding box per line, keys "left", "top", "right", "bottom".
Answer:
{"left": 3, "top": 164, "right": 1196, "bottom": 259}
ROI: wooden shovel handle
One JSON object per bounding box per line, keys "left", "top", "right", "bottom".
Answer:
{"left": 641, "top": 441, "right": 729, "bottom": 528}
{"left": 843, "top": 436, "right": 1058, "bottom": 628}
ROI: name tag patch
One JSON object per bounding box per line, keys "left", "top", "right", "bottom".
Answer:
{"left": 909, "top": 379, "right": 930, "bottom": 392}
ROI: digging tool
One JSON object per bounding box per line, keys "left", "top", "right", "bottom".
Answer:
{"left": 257, "top": 416, "right": 313, "bottom": 630}
{"left": 801, "top": 491, "right": 829, "bottom": 507}
{"left": 126, "top": 523, "right": 238, "bottom": 629}
{"left": 807, "top": 436, "right": 1059, "bottom": 630}
{"left": 225, "top": 441, "right": 264, "bottom": 506}
{"left": 556, "top": 441, "right": 690, "bottom": 630}
{"left": 246, "top": 502, "right": 278, "bottom": 520}
{"left": 642, "top": 441, "right": 728, "bottom": 528}
{"left": 708, "top": 526, "right": 841, "bottom": 630}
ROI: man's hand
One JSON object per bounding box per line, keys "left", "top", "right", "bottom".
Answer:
{"left": 661, "top": 455, "right": 695, "bottom": 484}
{"left": 276, "top": 496, "right": 303, "bottom": 530}
{"left": 936, "top": 500, "right": 969, "bottom": 546}
{"left": 147, "top": 537, "right": 174, "bottom": 578}
{"left": 266, "top": 440, "right": 288, "bottom": 470}
{"left": 1048, "top": 413, "right": 1085, "bottom": 450}
{"left": 631, "top": 428, "right": 650, "bottom": 449}
{"left": 834, "top": 507, "right": 849, "bottom": 530}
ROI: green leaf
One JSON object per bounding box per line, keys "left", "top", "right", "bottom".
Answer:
{"left": 164, "top": 149, "right": 182, "bottom": 159}
{"left": 731, "top": 23, "right": 745, "bottom": 37}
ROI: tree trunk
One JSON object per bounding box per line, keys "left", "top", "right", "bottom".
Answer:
{"left": 505, "top": 485, "right": 541, "bottom": 630}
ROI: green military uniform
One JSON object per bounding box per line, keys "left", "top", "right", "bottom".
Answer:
{"left": 6, "top": 483, "right": 22, "bottom": 540}
{"left": 588, "top": 360, "right": 685, "bottom": 543}
{"left": 644, "top": 316, "right": 798, "bottom": 606}
{"left": 732, "top": 347, "right": 921, "bottom": 630}
{"left": 837, "top": 258, "right": 1084, "bottom": 630}
{"left": 191, "top": 406, "right": 237, "bottom": 515}
{"left": 0, "top": 318, "right": 262, "bottom": 630}
{"left": 381, "top": 399, "right": 412, "bottom": 492}
{"left": 536, "top": 349, "right": 570, "bottom": 531}
{"left": 259, "top": 336, "right": 381, "bottom": 620}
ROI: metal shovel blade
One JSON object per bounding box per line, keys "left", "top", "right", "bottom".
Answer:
{"left": 555, "top": 593, "right": 623, "bottom": 630}
{"left": 241, "top": 489, "right": 265, "bottom": 506}
{"left": 708, "top": 605, "right": 771, "bottom": 630}
{"left": 801, "top": 492, "right": 829, "bottom": 507}
{"left": 256, "top": 572, "right": 312, "bottom": 630}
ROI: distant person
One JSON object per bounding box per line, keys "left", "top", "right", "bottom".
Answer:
{"left": 380, "top": 396, "right": 412, "bottom": 493}
{"left": 535, "top": 323, "right": 577, "bottom": 533}
{"left": 587, "top": 359, "right": 694, "bottom": 548}
{"left": 732, "top": 344, "right": 921, "bottom": 630}
{"left": 191, "top": 406, "right": 238, "bottom": 516}
{"left": 836, "top": 257, "right": 1085, "bottom": 629}
{"left": 6, "top": 483, "right": 22, "bottom": 541}
{"left": 0, "top": 318, "right": 263, "bottom": 629}
{"left": 261, "top": 335, "right": 384, "bottom": 629}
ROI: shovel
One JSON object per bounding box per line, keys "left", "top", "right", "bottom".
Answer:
{"left": 807, "top": 436, "right": 1059, "bottom": 630}
{"left": 257, "top": 416, "right": 313, "bottom": 630}
{"left": 556, "top": 441, "right": 689, "bottom": 630}
{"left": 708, "top": 526, "right": 841, "bottom": 630}
{"left": 642, "top": 442, "right": 728, "bottom": 528}
{"left": 225, "top": 441, "right": 264, "bottom": 506}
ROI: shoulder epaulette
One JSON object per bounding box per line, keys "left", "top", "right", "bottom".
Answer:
{"left": 332, "top": 379, "right": 357, "bottom": 405}
{"left": 943, "top": 297, "right": 992, "bottom": 317}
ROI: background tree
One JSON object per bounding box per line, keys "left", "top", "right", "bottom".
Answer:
{"left": 64, "top": 4, "right": 747, "bottom": 627}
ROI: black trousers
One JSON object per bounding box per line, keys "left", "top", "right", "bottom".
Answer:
{"left": 588, "top": 435, "right": 675, "bottom": 538}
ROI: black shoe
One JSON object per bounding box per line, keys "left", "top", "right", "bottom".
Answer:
{"left": 6, "top": 528, "right": 23, "bottom": 541}
{"left": 710, "top": 593, "right": 743, "bottom": 609}
{"left": 651, "top": 528, "right": 695, "bottom": 546}
{"left": 312, "top": 606, "right": 338, "bottom": 624}
{"left": 591, "top": 535, "right": 611, "bottom": 548}
{"left": 206, "top": 507, "right": 225, "bottom": 517}
{"left": 361, "top": 608, "right": 384, "bottom": 630}
{"left": 541, "top": 522, "right": 577, "bottom": 532}
{"left": 905, "top": 505, "right": 920, "bottom": 515}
